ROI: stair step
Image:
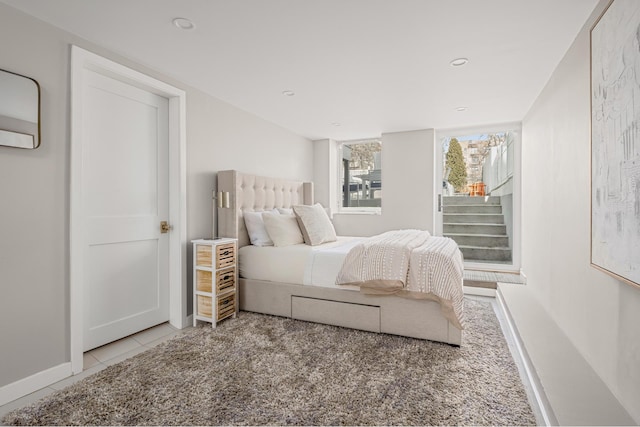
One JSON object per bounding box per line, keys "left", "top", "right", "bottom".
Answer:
{"left": 444, "top": 205, "right": 503, "bottom": 214}
{"left": 443, "top": 196, "right": 501, "bottom": 206}
{"left": 444, "top": 233, "right": 509, "bottom": 248}
{"left": 443, "top": 213, "right": 504, "bottom": 224}
{"left": 459, "top": 245, "right": 512, "bottom": 262}
{"left": 444, "top": 223, "right": 507, "bottom": 235}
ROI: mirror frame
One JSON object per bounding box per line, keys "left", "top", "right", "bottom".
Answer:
{"left": 0, "top": 68, "right": 41, "bottom": 149}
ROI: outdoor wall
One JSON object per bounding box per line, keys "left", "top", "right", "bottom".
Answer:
{"left": 521, "top": 0, "right": 640, "bottom": 421}
{"left": 0, "top": 2, "right": 312, "bottom": 392}
{"left": 482, "top": 154, "right": 515, "bottom": 250}
{"left": 500, "top": 194, "right": 513, "bottom": 252}
{"left": 314, "top": 129, "right": 436, "bottom": 236}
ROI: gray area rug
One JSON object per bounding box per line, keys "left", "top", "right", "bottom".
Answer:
{"left": 3, "top": 300, "right": 535, "bottom": 426}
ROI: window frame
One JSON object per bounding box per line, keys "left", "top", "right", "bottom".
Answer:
{"left": 336, "top": 138, "right": 382, "bottom": 214}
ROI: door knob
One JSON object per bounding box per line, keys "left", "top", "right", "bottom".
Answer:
{"left": 160, "top": 221, "right": 172, "bottom": 233}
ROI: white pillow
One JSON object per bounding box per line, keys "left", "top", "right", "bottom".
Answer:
{"left": 277, "top": 207, "right": 293, "bottom": 215}
{"left": 293, "top": 203, "right": 337, "bottom": 246}
{"left": 262, "top": 212, "right": 304, "bottom": 247}
{"left": 243, "top": 209, "right": 278, "bottom": 246}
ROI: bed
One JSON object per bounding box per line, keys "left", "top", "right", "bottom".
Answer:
{"left": 217, "top": 169, "right": 463, "bottom": 345}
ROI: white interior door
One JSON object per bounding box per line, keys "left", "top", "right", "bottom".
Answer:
{"left": 82, "top": 69, "right": 170, "bottom": 351}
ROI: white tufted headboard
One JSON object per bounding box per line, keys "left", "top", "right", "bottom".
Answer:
{"left": 216, "top": 170, "right": 314, "bottom": 248}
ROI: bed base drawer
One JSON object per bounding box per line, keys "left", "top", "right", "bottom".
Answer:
{"left": 291, "top": 296, "right": 380, "bottom": 333}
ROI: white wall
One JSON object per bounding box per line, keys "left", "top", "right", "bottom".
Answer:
{"left": 0, "top": 2, "right": 312, "bottom": 391}
{"left": 521, "top": 0, "right": 640, "bottom": 421}
{"left": 315, "top": 129, "right": 436, "bottom": 236}
{"left": 312, "top": 139, "right": 338, "bottom": 209}
{"left": 187, "top": 90, "right": 313, "bottom": 242}
{"left": 186, "top": 91, "right": 313, "bottom": 309}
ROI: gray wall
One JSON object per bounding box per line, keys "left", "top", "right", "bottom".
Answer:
{"left": 0, "top": 3, "right": 312, "bottom": 388}
{"left": 521, "top": 0, "right": 640, "bottom": 420}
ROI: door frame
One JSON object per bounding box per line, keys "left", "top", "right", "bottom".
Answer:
{"left": 435, "top": 122, "right": 522, "bottom": 273}
{"left": 70, "top": 46, "right": 187, "bottom": 374}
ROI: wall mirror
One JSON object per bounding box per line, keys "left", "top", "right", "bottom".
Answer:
{"left": 0, "top": 69, "right": 40, "bottom": 149}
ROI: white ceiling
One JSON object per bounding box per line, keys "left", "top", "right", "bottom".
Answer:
{"left": 2, "top": 0, "right": 599, "bottom": 141}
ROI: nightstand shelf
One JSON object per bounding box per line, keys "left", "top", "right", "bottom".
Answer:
{"left": 192, "top": 238, "right": 238, "bottom": 327}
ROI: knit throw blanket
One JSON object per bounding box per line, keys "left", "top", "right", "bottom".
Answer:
{"left": 336, "top": 230, "right": 465, "bottom": 329}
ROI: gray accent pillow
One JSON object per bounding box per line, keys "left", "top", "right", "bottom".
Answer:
{"left": 293, "top": 203, "right": 337, "bottom": 246}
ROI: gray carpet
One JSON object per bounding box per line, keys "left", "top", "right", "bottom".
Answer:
{"left": 3, "top": 300, "right": 535, "bottom": 426}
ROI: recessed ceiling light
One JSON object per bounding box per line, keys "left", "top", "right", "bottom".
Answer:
{"left": 455, "top": 106, "right": 467, "bottom": 112}
{"left": 173, "top": 18, "right": 195, "bottom": 30}
{"left": 450, "top": 58, "right": 469, "bottom": 67}
{"left": 282, "top": 90, "right": 295, "bottom": 97}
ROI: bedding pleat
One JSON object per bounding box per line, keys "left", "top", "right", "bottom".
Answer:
{"left": 336, "top": 230, "right": 465, "bottom": 329}
{"left": 407, "top": 236, "right": 465, "bottom": 328}
{"left": 335, "top": 229, "right": 430, "bottom": 286}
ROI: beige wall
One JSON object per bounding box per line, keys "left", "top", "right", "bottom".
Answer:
{"left": 0, "top": 3, "right": 312, "bottom": 389}
{"left": 315, "top": 129, "right": 436, "bottom": 236}
{"left": 521, "top": 0, "right": 640, "bottom": 421}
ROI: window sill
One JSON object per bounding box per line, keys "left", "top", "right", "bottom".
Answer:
{"left": 334, "top": 210, "right": 381, "bottom": 216}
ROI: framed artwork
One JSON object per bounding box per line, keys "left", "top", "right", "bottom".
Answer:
{"left": 591, "top": 0, "right": 640, "bottom": 288}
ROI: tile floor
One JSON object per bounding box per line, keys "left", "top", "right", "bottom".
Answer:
{"left": 1, "top": 299, "right": 544, "bottom": 425}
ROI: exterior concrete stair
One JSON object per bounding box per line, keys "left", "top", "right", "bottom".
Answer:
{"left": 444, "top": 233, "right": 508, "bottom": 248}
{"left": 444, "top": 204, "right": 503, "bottom": 214}
{"left": 443, "top": 196, "right": 512, "bottom": 263}
{"left": 444, "top": 213, "right": 504, "bottom": 224}
{"left": 457, "top": 245, "right": 512, "bottom": 262}
{"left": 444, "top": 195, "right": 501, "bottom": 205}
{"left": 444, "top": 223, "right": 507, "bottom": 235}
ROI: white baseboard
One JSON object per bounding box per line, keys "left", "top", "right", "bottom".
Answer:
{"left": 171, "top": 314, "right": 192, "bottom": 330}
{"left": 495, "top": 289, "right": 556, "bottom": 426}
{"left": 0, "top": 363, "right": 71, "bottom": 406}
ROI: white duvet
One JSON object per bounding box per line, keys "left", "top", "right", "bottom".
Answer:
{"left": 238, "top": 236, "right": 363, "bottom": 288}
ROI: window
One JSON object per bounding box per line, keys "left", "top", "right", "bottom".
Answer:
{"left": 338, "top": 139, "right": 382, "bottom": 211}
